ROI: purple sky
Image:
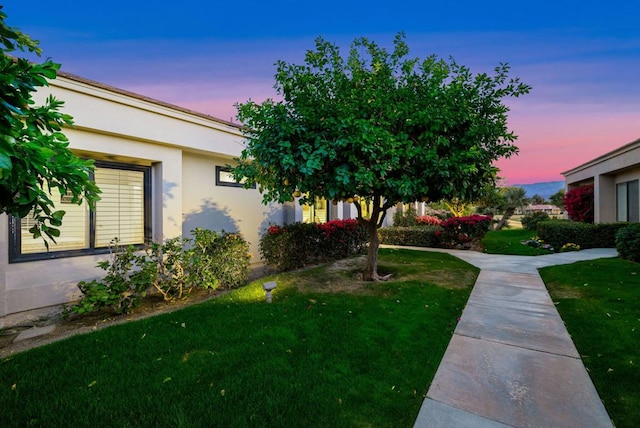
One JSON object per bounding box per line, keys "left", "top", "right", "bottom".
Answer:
{"left": 6, "top": 1, "right": 640, "bottom": 184}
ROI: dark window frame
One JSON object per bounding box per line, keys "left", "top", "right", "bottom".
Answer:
{"left": 617, "top": 179, "right": 640, "bottom": 223}
{"left": 215, "top": 165, "right": 255, "bottom": 189}
{"left": 8, "top": 160, "right": 152, "bottom": 263}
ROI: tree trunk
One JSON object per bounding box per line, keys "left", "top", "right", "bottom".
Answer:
{"left": 496, "top": 206, "right": 515, "bottom": 230}
{"left": 363, "top": 221, "right": 380, "bottom": 281}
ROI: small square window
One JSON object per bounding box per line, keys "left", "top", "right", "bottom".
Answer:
{"left": 215, "top": 166, "right": 255, "bottom": 188}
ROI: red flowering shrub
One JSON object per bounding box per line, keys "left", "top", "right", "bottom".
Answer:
{"left": 417, "top": 215, "right": 442, "bottom": 226}
{"left": 440, "top": 214, "right": 492, "bottom": 248}
{"left": 563, "top": 184, "right": 594, "bottom": 223}
{"left": 260, "top": 220, "right": 367, "bottom": 272}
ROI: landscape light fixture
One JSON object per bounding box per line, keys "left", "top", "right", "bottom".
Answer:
{"left": 262, "top": 281, "right": 277, "bottom": 303}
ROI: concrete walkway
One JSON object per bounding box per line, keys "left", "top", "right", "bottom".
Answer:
{"left": 402, "top": 247, "right": 619, "bottom": 427}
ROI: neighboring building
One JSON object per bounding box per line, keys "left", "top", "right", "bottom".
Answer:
{"left": 523, "top": 204, "right": 563, "bottom": 216}
{"left": 562, "top": 137, "right": 640, "bottom": 223}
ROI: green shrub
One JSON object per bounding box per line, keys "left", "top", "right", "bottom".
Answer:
{"left": 379, "top": 226, "right": 441, "bottom": 247}
{"left": 521, "top": 211, "right": 550, "bottom": 231}
{"left": 537, "top": 220, "right": 628, "bottom": 249}
{"left": 192, "top": 228, "right": 251, "bottom": 289}
{"left": 260, "top": 220, "right": 367, "bottom": 272}
{"left": 393, "top": 206, "right": 419, "bottom": 227}
{"left": 616, "top": 224, "right": 640, "bottom": 262}
{"left": 70, "top": 230, "right": 251, "bottom": 315}
{"left": 73, "top": 239, "right": 151, "bottom": 315}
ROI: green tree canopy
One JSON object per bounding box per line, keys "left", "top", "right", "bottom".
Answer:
{"left": 0, "top": 7, "right": 100, "bottom": 247}
{"left": 234, "top": 33, "right": 530, "bottom": 279}
{"left": 550, "top": 188, "right": 565, "bottom": 210}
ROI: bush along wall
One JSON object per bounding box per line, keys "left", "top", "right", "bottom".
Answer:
{"left": 70, "top": 229, "right": 251, "bottom": 315}
{"left": 537, "top": 220, "right": 628, "bottom": 250}
{"left": 260, "top": 219, "right": 368, "bottom": 272}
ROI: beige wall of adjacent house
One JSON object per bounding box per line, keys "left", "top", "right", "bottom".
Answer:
{"left": 564, "top": 138, "right": 640, "bottom": 223}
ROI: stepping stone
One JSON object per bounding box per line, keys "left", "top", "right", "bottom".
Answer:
{"left": 14, "top": 325, "right": 56, "bottom": 342}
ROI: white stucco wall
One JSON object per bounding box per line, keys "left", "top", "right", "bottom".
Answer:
{"left": 0, "top": 74, "right": 267, "bottom": 326}
{"left": 181, "top": 153, "right": 283, "bottom": 263}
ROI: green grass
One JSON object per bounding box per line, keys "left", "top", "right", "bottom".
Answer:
{"left": 0, "top": 249, "right": 477, "bottom": 428}
{"left": 540, "top": 258, "right": 640, "bottom": 428}
{"left": 482, "top": 228, "right": 553, "bottom": 255}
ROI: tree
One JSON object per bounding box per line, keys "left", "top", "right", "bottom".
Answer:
{"left": 233, "top": 34, "right": 530, "bottom": 280}
{"left": 0, "top": 7, "right": 100, "bottom": 247}
{"left": 549, "top": 189, "right": 565, "bottom": 210}
{"left": 494, "top": 186, "right": 529, "bottom": 230}
{"left": 563, "top": 185, "right": 594, "bottom": 223}
{"left": 530, "top": 194, "right": 546, "bottom": 205}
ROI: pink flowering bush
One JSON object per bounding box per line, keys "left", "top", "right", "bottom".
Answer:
{"left": 417, "top": 215, "right": 442, "bottom": 226}
{"left": 439, "top": 215, "right": 492, "bottom": 248}
{"left": 260, "top": 220, "right": 367, "bottom": 271}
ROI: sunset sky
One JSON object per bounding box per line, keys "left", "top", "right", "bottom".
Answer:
{"left": 6, "top": 1, "right": 640, "bottom": 184}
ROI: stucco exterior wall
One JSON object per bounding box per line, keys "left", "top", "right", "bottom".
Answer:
{"left": 0, "top": 74, "right": 261, "bottom": 326}
{"left": 564, "top": 138, "right": 640, "bottom": 224}
{"left": 181, "top": 153, "right": 284, "bottom": 263}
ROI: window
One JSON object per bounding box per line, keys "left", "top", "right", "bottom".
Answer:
{"left": 302, "top": 197, "right": 328, "bottom": 224}
{"left": 215, "top": 165, "right": 255, "bottom": 188}
{"left": 617, "top": 179, "right": 639, "bottom": 222}
{"left": 9, "top": 161, "right": 151, "bottom": 262}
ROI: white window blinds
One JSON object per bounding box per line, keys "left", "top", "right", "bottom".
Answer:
{"left": 95, "top": 168, "right": 145, "bottom": 247}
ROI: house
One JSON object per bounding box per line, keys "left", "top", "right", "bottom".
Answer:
{"left": 0, "top": 72, "right": 397, "bottom": 327}
{"left": 562, "top": 137, "right": 640, "bottom": 223}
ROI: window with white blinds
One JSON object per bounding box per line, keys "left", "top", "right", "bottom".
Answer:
{"left": 20, "top": 187, "right": 90, "bottom": 254}
{"left": 95, "top": 168, "right": 145, "bottom": 247}
{"left": 10, "top": 161, "right": 150, "bottom": 262}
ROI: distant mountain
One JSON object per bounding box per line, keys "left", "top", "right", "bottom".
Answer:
{"left": 512, "top": 181, "right": 564, "bottom": 200}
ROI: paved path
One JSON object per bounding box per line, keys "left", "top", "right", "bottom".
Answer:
{"left": 391, "top": 247, "right": 619, "bottom": 427}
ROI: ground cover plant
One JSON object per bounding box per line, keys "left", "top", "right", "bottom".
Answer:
{"left": 0, "top": 249, "right": 477, "bottom": 427}
{"left": 540, "top": 258, "right": 640, "bottom": 428}
{"left": 481, "top": 228, "right": 553, "bottom": 255}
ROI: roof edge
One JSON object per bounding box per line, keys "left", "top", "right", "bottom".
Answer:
{"left": 56, "top": 70, "right": 242, "bottom": 130}
{"left": 561, "top": 136, "right": 640, "bottom": 176}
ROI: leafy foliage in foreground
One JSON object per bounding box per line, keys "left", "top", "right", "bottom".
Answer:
{"left": 1, "top": 249, "right": 477, "bottom": 428}
{"left": 0, "top": 7, "right": 100, "bottom": 246}
{"left": 540, "top": 258, "right": 640, "bottom": 428}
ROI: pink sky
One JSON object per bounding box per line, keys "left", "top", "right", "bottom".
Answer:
{"left": 8, "top": 2, "right": 640, "bottom": 185}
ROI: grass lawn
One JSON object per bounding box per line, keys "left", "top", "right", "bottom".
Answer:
{"left": 482, "top": 228, "right": 553, "bottom": 256}
{"left": 540, "top": 258, "right": 640, "bottom": 428}
{"left": 0, "top": 248, "right": 477, "bottom": 428}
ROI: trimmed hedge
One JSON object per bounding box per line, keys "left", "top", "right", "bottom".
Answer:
{"left": 616, "top": 223, "right": 640, "bottom": 262}
{"left": 380, "top": 215, "right": 492, "bottom": 249}
{"left": 260, "top": 220, "right": 368, "bottom": 272}
{"left": 379, "top": 226, "right": 441, "bottom": 247}
{"left": 537, "top": 220, "right": 628, "bottom": 249}
{"left": 521, "top": 211, "right": 550, "bottom": 231}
